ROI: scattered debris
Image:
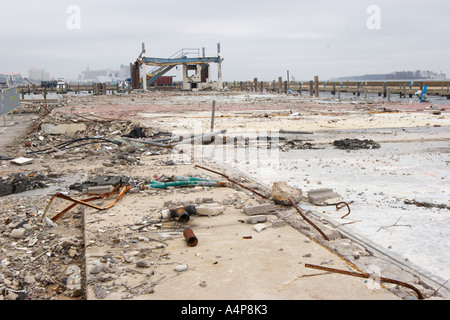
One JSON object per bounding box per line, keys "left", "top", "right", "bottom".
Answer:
{"left": 0, "top": 172, "right": 50, "bottom": 197}
{"left": 333, "top": 138, "right": 380, "bottom": 150}
{"left": 404, "top": 199, "right": 450, "bottom": 210}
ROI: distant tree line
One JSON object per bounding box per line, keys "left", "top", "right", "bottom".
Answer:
{"left": 330, "top": 70, "right": 447, "bottom": 81}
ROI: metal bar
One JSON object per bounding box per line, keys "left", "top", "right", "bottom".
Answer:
{"left": 288, "top": 198, "right": 329, "bottom": 241}
{"left": 42, "top": 184, "right": 131, "bottom": 222}
{"left": 194, "top": 164, "right": 269, "bottom": 199}
{"left": 336, "top": 201, "right": 352, "bottom": 219}
{"left": 305, "top": 263, "right": 424, "bottom": 300}
{"left": 142, "top": 56, "right": 221, "bottom": 66}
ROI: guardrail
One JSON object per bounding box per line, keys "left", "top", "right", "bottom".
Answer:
{"left": 1, "top": 86, "right": 21, "bottom": 126}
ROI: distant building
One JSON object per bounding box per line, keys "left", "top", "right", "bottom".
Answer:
{"left": 81, "top": 67, "right": 109, "bottom": 81}
{"left": 27, "top": 66, "right": 50, "bottom": 83}
{"left": 81, "top": 65, "right": 130, "bottom": 82}
{"left": 0, "top": 72, "right": 25, "bottom": 86}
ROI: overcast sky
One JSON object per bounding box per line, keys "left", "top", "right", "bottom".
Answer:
{"left": 1, "top": 0, "right": 449, "bottom": 81}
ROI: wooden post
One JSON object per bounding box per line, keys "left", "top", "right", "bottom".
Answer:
{"left": 364, "top": 88, "right": 367, "bottom": 100}
{"left": 309, "top": 81, "right": 314, "bottom": 97}
{"left": 253, "top": 78, "right": 258, "bottom": 92}
{"left": 332, "top": 84, "right": 336, "bottom": 95}
{"left": 298, "top": 82, "right": 302, "bottom": 95}
{"left": 287, "top": 70, "right": 290, "bottom": 91}
{"left": 210, "top": 100, "right": 216, "bottom": 132}
{"left": 387, "top": 88, "right": 391, "bottom": 102}
{"left": 337, "top": 88, "right": 341, "bottom": 100}
{"left": 278, "top": 77, "right": 283, "bottom": 94}
{"left": 314, "top": 76, "right": 319, "bottom": 97}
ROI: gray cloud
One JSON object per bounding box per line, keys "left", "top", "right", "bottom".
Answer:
{"left": 1, "top": 0, "right": 448, "bottom": 81}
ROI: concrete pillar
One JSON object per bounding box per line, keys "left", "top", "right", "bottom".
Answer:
{"left": 182, "top": 65, "right": 190, "bottom": 90}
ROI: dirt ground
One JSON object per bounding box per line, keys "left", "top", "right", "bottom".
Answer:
{"left": 1, "top": 90, "right": 448, "bottom": 302}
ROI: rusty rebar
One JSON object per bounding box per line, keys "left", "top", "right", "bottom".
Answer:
{"left": 305, "top": 263, "right": 424, "bottom": 300}
{"left": 195, "top": 164, "right": 329, "bottom": 241}
{"left": 194, "top": 164, "right": 269, "bottom": 199}
{"left": 336, "top": 201, "right": 352, "bottom": 219}
{"left": 183, "top": 228, "right": 198, "bottom": 247}
{"left": 288, "top": 198, "right": 329, "bottom": 241}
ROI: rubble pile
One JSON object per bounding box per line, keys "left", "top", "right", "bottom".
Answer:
{"left": 333, "top": 138, "right": 381, "bottom": 150}
{"left": 0, "top": 195, "right": 85, "bottom": 300}
{"left": 0, "top": 173, "right": 50, "bottom": 197}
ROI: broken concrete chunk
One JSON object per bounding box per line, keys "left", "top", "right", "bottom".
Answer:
{"left": 174, "top": 264, "right": 188, "bottom": 272}
{"left": 307, "top": 188, "right": 342, "bottom": 206}
{"left": 245, "top": 215, "right": 267, "bottom": 224}
{"left": 253, "top": 223, "right": 267, "bottom": 233}
{"left": 10, "top": 228, "right": 26, "bottom": 239}
{"left": 195, "top": 204, "right": 224, "bottom": 216}
{"left": 41, "top": 123, "right": 87, "bottom": 135}
{"left": 10, "top": 157, "right": 33, "bottom": 165}
{"left": 243, "top": 203, "right": 276, "bottom": 216}
{"left": 271, "top": 181, "right": 302, "bottom": 206}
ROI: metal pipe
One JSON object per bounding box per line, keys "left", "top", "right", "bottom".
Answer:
{"left": 183, "top": 228, "right": 198, "bottom": 247}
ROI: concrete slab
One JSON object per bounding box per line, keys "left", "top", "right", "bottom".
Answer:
{"left": 83, "top": 160, "right": 401, "bottom": 300}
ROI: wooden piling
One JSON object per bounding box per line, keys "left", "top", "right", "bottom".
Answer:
{"left": 314, "top": 76, "right": 319, "bottom": 97}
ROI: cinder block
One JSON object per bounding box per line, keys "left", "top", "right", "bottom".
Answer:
{"left": 245, "top": 215, "right": 267, "bottom": 224}
{"left": 243, "top": 204, "right": 276, "bottom": 216}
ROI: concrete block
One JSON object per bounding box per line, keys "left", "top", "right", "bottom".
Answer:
{"left": 271, "top": 219, "right": 287, "bottom": 228}
{"left": 307, "top": 188, "right": 342, "bottom": 206}
{"left": 195, "top": 205, "right": 224, "bottom": 216}
{"left": 245, "top": 215, "right": 267, "bottom": 224}
{"left": 243, "top": 203, "right": 276, "bottom": 216}
{"left": 10, "top": 157, "right": 33, "bottom": 165}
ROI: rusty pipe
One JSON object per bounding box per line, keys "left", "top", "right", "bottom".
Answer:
{"left": 183, "top": 228, "right": 198, "bottom": 247}
{"left": 161, "top": 207, "right": 193, "bottom": 223}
